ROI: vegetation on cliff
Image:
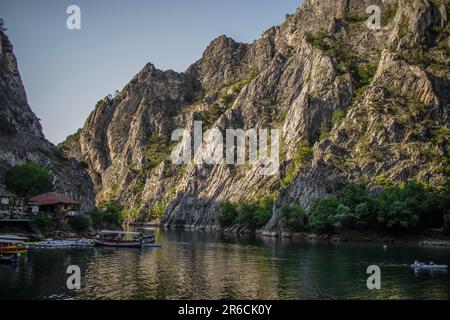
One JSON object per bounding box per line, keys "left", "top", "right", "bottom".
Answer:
{"left": 4, "top": 162, "right": 53, "bottom": 198}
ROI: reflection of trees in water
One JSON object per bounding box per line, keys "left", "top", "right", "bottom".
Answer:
{"left": 2, "top": 231, "right": 449, "bottom": 299}
{"left": 0, "top": 249, "right": 91, "bottom": 299}
{"left": 80, "top": 230, "right": 283, "bottom": 299}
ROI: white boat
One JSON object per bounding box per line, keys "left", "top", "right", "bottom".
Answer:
{"left": 0, "top": 234, "right": 29, "bottom": 242}
{"left": 411, "top": 262, "right": 448, "bottom": 270}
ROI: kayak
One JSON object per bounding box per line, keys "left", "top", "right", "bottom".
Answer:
{"left": 410, "top": 263, "right": 448, "bottom": 270}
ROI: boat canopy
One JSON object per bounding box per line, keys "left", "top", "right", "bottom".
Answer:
{"left": 0, "top": 234, "right": 29, "bottom": 241}
{"left": 98, "top": 230, "right": 140, "bottom": 236}
{"left": 0, "top": 239, "right": 27, "bottom": 244}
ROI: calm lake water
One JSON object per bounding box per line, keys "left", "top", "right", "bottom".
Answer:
{"left": 0, "top": 229, "right": 449, "bottom": 300}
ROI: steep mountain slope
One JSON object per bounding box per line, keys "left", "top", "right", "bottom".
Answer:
{"left": 0, "top": 29, "right": 95, "bottom": 210}
{"left": 60, "top": 0, "right": 449, "bottom": 231}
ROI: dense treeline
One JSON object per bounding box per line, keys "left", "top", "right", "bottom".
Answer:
{"left": 33, "top": 202, "right": 123, "bottom": 234}
{"left": 218, "top": 181, "right": 450, "bottom": 235}
{"left": 4, "top": 162, "right": 53, "bottom": 198}
{"left": 218, "top": 195, "right": 275, "bottom": 231}
{"left": 308, "top": 182, "right": 449, "bottom": 234}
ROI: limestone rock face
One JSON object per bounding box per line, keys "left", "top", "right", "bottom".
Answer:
{"left": 60, "top": 0, "right": 449, "bottom": 231}
{"left": 0, "top": 30, "right": 95, "bottom": 210}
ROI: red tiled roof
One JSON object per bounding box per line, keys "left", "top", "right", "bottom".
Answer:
{"left": 28, "top": 192, "right": 79, "bottom": 206}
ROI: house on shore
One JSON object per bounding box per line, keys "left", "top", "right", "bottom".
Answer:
{"left": 0, "top": 191, "right": 16, "bottom": 206}
{"left": 28, "top": 192, "right": 80, "bottom": 215}
{"left": 0, "top": 191, "right": 25, "bottom": 209}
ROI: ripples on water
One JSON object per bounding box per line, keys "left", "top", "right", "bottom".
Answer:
{"left": 0, "top": 230, "right": 449, "bottom": 300}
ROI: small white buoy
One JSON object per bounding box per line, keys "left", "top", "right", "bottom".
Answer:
{"left": 383, "top": 245, "right": 387, "bottom": 250}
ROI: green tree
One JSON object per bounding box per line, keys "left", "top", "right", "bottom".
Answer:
{"left": 4, "top": 162, "right": 53, "bottom": 197}
{"left": 218, "top": 202, "right": 238, "bottom": 227}
{"left": 89, "top": 202, "right": 123, "bottom": 228}
{"left": 253, "top": 195, "right": 275, "bottom": 228}
{"left": 281, "top": 204, "right": 305, "bottom": 231}
{"left": 374, "top": 181, "right": 429, "bottom": 232}
{"left": 69, "top": 214, "right": 92, "bottom": 232}
{"left": 33, "top": 213, "right": 55, "bottom": 232}
{"left": 308, "top": 196, "right": 340, "bottom": 231}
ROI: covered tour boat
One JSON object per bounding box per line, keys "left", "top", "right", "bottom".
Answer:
{"left": 94, "top": 230, "right": 155, "bottom": 248}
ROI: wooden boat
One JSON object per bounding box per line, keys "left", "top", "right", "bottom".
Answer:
{"left": 94, "top": 230, "right": 155, "bottom": 248}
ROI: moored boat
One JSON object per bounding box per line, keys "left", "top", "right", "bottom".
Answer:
{"left": 29, "top": 239, "right": 94, "bottom": 248}
{"left": 95, "top": 230, "right": 156, "bottom": 248}
{"left": 411, "top": 261, "right": 448, "bottom": 270}
{"left": 0, "top": 255, "right": 14, "bottom": 263}
{"left": 0, "top": 234, "right": 29, "bottom": 255}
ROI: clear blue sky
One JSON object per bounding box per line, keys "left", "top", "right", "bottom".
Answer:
{"left": 0, "top": 0, "right": 302, "bottom": 143}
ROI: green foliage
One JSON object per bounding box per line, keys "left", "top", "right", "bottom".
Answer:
{"left": 89, "top": 202, "right": 123, "bottom": 228}
{"left": 5, "top": 162, "right": 53, "bottom": 198}
{"left": 308, "top": 196, "right": 341, "bottom": 232}
{"left": 144, "top": 133, "right": 168, "bottom": 169}
{"left": 281, "top": 144, "right": 313, "bottom": 188}
{"left": 374, "top": 175, "right": 394, "bottom": 187}
{"left": 217, "top": 195, "right": 275, "bottom": 230}
{"left": 151, "top": 202, "right": 167, "bottom": 220}
{"left": 218, "top": 202, "right": 238, "bottom": 227}
{"left": 308, "top": 181, "right": 448, "bottom": 234}
{"left": 279, "top": 110, "right": 288, "bottom": 124}
{"left": 332, "top": 109, "right": 346, "bottom": 126}
{"left": 194, "top": 103, "right": 226, "bottom": 130}
{"left": 69, "top": 214, "right": 92, "bottom": 232}
{"left": 292, "top": 145, "right": 313, "bottom": 166}
{"left": 306, "top": 30, "right": 353, "bottom": 74}
{"left": 353, "top": 63, "right": 378, "bottom": 88}
{"left": 33, "top": 213, "right": 55, "bottom": 232}
{"left": 374, "top": 182, "right": 438, "bottom": 232}
{"left": 306, "top": 28, "right": 379, "bottom": 91}
{"left": 305, "top": 28, "right": 329, "bottom": 51}
{"left": 281, "top": 204, "right": 305, "bottom": 231}
{"left": 194, "top": 76, "right": 256, "bottom": 131}
{"left": 167, "top": 187, "right": 176, "bottom": 198}
{"left": 58, "top": 129, "right": 81, "bottom": 154}
{"left": 308, "top": 183, "right": 374, "bottom": 232}
{"left": 319, "top": 122, "right": 331, "bottom": 141}
{"left": 253, "top": 195, "right": 275, "bottom": 227}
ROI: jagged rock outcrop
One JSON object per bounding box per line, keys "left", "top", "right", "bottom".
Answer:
{"left": 0, "top": 29, "right": 95, "bottom": 210}
{"left": 60, "top": 0, "right": 449, "bottom": 232}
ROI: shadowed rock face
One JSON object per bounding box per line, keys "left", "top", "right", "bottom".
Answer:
{"left": 0, "top": 30, "right": 95, "bottom": 211}
{"left": 60, "top": 0, "right": 449, "bottom": 233}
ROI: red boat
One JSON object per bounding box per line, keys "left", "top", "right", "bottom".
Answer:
{"left": 0, "top": 234, "right": 29, "bottom": 256}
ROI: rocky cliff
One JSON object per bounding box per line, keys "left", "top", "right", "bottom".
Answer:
{"left": 60, "top": 0, "right": 449, "bottom": 232}
{"left": 0, "top": 29, "right": 95, "bottom": 210}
